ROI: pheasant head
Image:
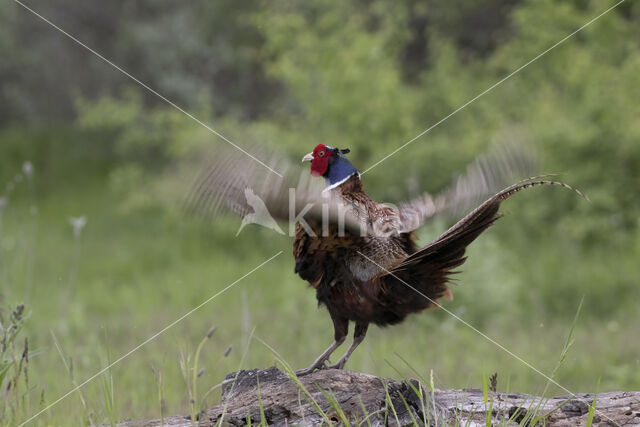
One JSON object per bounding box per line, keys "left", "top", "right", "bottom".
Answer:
{"left": 302, "top": 144, "right": 359, "bottom": 189}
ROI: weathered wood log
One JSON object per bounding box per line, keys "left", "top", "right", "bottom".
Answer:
{"left": 123, "top": 367, "right": 640, "bottom": 426}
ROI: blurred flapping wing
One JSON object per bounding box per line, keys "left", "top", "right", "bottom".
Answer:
{"left": 396, "top": 143, "right": 540, "bottom": 233}
{"left": 185, "top": 146, "right": 366, "bottom": 234}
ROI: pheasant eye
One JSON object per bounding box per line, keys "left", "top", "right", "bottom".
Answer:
{"left": 318, "top": 151, "right": 325, "bottom": 157}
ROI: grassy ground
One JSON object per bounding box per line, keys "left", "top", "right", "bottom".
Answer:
{"left": 1, "top": 175, "right": 639, "bottom": 426}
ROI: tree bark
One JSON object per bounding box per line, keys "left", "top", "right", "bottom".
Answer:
{"left": 122, "top": 367, "right": 640, "bottom": 426}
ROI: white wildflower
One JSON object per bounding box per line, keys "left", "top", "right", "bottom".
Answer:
{"left": 69, "top": 216, "right": 87, "bottom": 238}
{"left": 23, "top": 161, "right": 34, "bottom": 178}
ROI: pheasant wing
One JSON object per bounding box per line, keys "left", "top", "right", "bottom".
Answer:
{"left": 395, "top": 142, "right": 540, "bottom": 233}
{"left": 185, "top": 145, "right": 366, "bottom": 234}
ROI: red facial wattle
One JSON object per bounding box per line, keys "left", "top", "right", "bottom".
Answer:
{"left": 310, "top": 158, "right": 329, "bottom": 177}
{"left": 310, "top": 144, "right": 331, "bottom": 177}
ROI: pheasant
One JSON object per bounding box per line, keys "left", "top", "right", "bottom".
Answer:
{"left": 189, "top": 143, "right": 581, "bottom": 376}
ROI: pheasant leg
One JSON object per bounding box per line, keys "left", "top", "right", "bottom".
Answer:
{"left": 295, "top": 337, "right": 345, "bottom": 376}
{"left": 296, "top": 315, "right": 348, "bottom": 376}
{"left": 327, "top": 323, "right": 368, "bottom": 370}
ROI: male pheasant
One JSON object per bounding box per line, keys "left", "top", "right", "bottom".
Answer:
{"left": 189, "top": 143, "right": 580, "bottom": 376}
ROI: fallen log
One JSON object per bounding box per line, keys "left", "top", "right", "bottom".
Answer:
{"left": 123, "top": 367, "right": 640, "bottom": 426}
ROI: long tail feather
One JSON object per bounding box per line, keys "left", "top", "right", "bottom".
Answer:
{"left": 378, "top": 179, "right": 584, "bottom": 321}
{"left": 436, "top": 180, "right": 585, "bottom": 244}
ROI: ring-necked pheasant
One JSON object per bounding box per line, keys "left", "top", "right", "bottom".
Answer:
{"left": 189, "top": 143, "right": 581, "bottom": 376}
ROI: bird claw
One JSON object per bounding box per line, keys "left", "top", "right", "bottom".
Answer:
{"left": 326, "top": 360, "right": 346, "bottom": 370}
{"left": 295, "top": 360, "right": 331, "bottom": 376}
{"left": 294, "top": 367, "right": 315, "bottom": 376}
{"left": 297, "top": 354, "right": 353, "bottom": 375}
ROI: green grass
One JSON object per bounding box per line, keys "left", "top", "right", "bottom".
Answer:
{"left": 1, "top": 177, "right": 639, "bottom": 425}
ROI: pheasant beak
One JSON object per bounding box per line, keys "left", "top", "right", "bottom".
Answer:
{"left": 301, "top": 152, "right": 314, "bottom": 163}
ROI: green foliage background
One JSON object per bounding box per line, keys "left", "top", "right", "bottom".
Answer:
{"left": 0, "top": 0, "right": 639, "bottom": 424}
